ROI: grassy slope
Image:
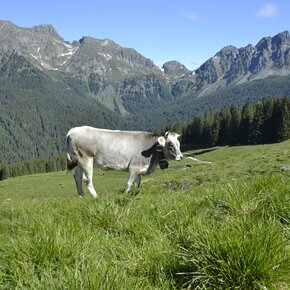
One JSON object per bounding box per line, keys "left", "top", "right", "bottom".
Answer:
{"left": 0, "top": 141, "right": 289, "bottom": 289}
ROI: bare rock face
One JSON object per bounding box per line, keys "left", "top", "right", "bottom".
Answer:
{"left": 162, "top": 61, "right": 191, "bottom": 77}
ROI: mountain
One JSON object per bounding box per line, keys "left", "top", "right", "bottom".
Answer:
{"left": 0, "top": 20, "right": 166, "bottom": 116}
{"left": 0, "top": 20, "right": 290, "bottom": 163}
{"left": 191, "top": 31, "right": 290, "bottom": 94}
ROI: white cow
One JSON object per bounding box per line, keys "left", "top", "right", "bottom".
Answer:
{"left": 66, "top": 126, "right": 183, "bottom": 198}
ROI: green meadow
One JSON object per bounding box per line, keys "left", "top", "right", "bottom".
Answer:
{"left": 0, "top": 141, "right": 289, "bottom": 289}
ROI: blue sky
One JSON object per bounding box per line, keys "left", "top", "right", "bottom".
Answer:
{"left": 1, "top": 0, "right": 289, "bottom": 70}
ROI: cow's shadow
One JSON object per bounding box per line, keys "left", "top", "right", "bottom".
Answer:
{"left": 184, "top": 147, "right": 220, "bottom": 157}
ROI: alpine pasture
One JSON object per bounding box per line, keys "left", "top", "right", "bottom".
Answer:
{"left": 0, "top": 141, "right": 289, "bottom": 289}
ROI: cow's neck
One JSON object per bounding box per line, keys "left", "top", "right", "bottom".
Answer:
{"left": 156, "top": 144, "right": 165, "bottom": 160}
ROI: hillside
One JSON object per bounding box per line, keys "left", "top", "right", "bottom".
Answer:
{"left": 0, "top": 141, "right": 289, "bottom": 288}
{"left": 0, "top": 20, "right": 290, "bottom": 162}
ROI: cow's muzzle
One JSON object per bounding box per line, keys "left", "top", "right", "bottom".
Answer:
{"left": 175, "top": 154, "right": 183, "bottom": 161}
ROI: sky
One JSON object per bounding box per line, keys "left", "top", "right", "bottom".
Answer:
{"left": 1, "top": 0, "right": 289, "bottom": 70}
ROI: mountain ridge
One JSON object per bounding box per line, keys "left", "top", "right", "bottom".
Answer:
{"left": 1, "top": 20, "right": 289, "bottom": 77}
{"left": 1, "top": 20, "right": 289, "bottom": 100}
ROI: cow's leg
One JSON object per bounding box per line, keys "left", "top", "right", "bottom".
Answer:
{"left": 73, "top": 166, "right": 84, "bottom": 197}
{"left": 82, "top": 158, "right": 98, "bottom": 199}
{"left": 126, "top": 170, "right": 141, "bottom": 192}
{"left": 134, "top": 175, "right": 141, "bottom": 188}
{"left": 126, "top": 171, "right": 136, "bottom": 192}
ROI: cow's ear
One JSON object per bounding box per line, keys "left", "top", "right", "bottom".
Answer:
{"left": 157, "top": 136, "right": 166, "bottom": 147}
{"left": 165, "top": 131, "right": 169, "bottom": 138}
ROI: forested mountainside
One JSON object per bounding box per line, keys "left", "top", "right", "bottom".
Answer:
{"left": 0, "top": 53, "right": 127, "bottom": 162}
{"left": 0, "top": 20, "right": 290, "bottom": 162}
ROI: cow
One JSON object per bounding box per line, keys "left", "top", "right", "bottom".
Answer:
{"left": 66, "top": 126, "right": 183, "bottom": 198}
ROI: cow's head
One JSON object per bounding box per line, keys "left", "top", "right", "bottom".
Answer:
{"left": 158, "top": 132, "right": 183, "bottom": 161}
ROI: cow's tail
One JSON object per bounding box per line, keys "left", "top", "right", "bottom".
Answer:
{"left": 66, "top": 134, "right": 78, "bottom": 172}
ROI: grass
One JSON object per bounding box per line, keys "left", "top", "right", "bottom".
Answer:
{"left": 176, "top": 219, "right": 289, "bottom": 289}
{"left": 0, "top": 140, "right": 289, "bottom": 289}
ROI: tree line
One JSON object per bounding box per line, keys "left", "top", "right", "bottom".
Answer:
{"left": 0, "top": 155, "right": 67, "bottom": 180}
{"left": 1, "top": 96, "right": 289, "bottom": 181}
{"left": 158, "top": 96, "right": 290, "bottom": 147}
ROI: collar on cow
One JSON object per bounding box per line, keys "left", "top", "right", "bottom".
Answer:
{"left": 156, "top": 143, "right": 169, "bottom": 170}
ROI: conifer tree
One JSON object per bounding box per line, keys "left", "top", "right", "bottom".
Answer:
{"left": 185, "top": 116, "right": 204, "bottom": 144}
{"left": 240, "top": 102, "right": 254, "bottom": 144}
{"left": 272, "top": 97, "right": 290, "bottom": 142}
{"left": 209, "top": 112, "right": 221, "bottom": 146}
{"left": 0, "top": 164, "right": 10, "bottom": 180}
{"left": 249, "top": 103, "right": 264, "bottom": 144}
{"left": 218, "top": 106, "right": 231, "bottom": 145}
{"left": 46, "top": 159, "right": 57, "bottom": 172}
{"left": 202, "top": 111, "right": 215, "bottom": 146}
{"left": 229, "top": 104, "right": 241, "bottom": 145}
{"left": 261, "top": 98, "right": 274, "bottom": 143}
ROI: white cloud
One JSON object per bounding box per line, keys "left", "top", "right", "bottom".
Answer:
{"left": 180, "top": 9, "right": 200, "bottom": 21}
{"left": 256, "top": 3, "right": 278, "bottom": 18}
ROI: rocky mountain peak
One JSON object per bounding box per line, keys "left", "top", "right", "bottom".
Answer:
{"left": 70, "top": 35, "right": 157, "bottom": 77}
{"left": 272, "top": 31, "right": 290, "bottom": 46}
{"left": 162, "top": 61, "right": 190, "bottom": 75}
{"left": 162, "top": 61, "right": 192, "bottom": 83}
{"left": 216, "top": 45, "right": 239, "bottom": 58}
{"left": 0, "top": 21, "right": 78, "bottom": 71}
{"left": 255, "top": 36, "right": 272, "bottom": 51}
{"left": 0, "top": 19, "right": 16, "bottom": 29}
{"left": 255, "top": 31, "right": 290, "bottom": 51}
{"left": 31, "top": 24, "right": 61, "bottom": 38}
{"left": 192, "top": 31, "right": 290, "bottom": 92}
